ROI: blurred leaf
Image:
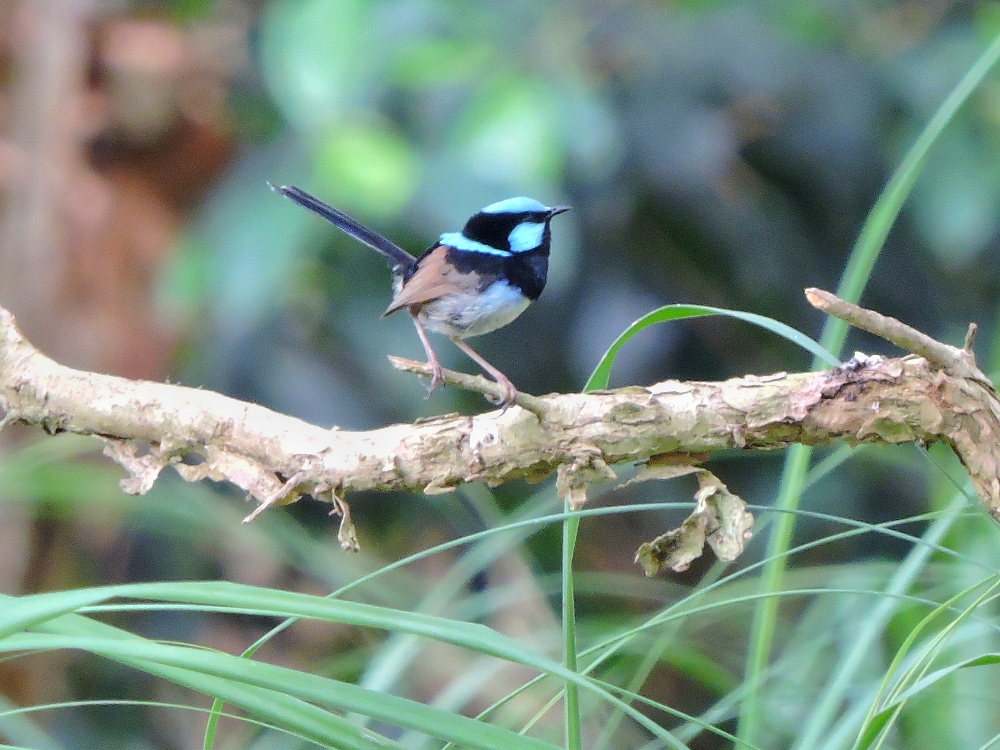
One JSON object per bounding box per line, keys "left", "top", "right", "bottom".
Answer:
{"left": 676, "top": 0, "right": 733, "bottom": 10}
{"left": 157, "top": 233, "right": 211, "bottom": 325}
{"left": 314, "top": 122, "right": 420, "bottom": 217}
{"left": 559, "top": 85, "right": 623, "bottom": 177}
{"left": 390, "top": 38, "right": 495, "bottom": 87}
{"left": 976, "top": 2, "right": 1000, "bottom": 42}
{"left": 910, "top": 124, "right": 1000, "bottom": 268}
{"left": 197, "top": 162, "right": 312, "bottom": 332}
{"left": 260, "top": 0, "right": 377, "bottom": 131}
{"left": 168, "top": 0, "right": 213, "bottom": 21}
{"left": 768, "top": 0, "right": 837, "bottom": 42}
{"left": 228, "top": 87, "right": 284, "bottom": 143}
{"left": 452, "top": 76, "right": 564, "bottom": 185}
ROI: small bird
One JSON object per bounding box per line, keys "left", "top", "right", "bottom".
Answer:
{"left": 271, "top": 184, "right": 569, "bottom": 407}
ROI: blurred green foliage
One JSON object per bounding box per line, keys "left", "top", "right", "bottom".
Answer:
{"left": 8, "top": 0, "right": 1000, "bottom": 748}
{"left": 173, "top": 0, "right": 1000, "bottom": 430}
{"left": 161, "top": 1, "right": 1000, "bottom": 744}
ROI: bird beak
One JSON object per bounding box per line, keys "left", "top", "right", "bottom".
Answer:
{"left": 549, "top": 205, "right": 571, "bottom": 217}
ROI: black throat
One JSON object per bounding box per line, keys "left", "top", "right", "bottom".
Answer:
{"left": 443, "top": 246, "right": 549, "bottom": 301}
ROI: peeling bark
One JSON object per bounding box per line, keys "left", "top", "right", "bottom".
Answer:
{"left": 3, "top": 302, "right": 1000, "bottom": 546}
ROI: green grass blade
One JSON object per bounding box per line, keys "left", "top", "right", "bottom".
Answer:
{"left": 577, "top": 303, "right": 832, "bottom": 747}
{"left": 0, "top": 692, "right": 65, "bottom": 750}
{"left": 0, "top": 589, "right": 131, "bottom": 640}
{"left": 736, "top": 444, "right": 811, "bottom": 745}
{"left": 821, "top": 28, "right": 1000, "bottom": 355}
{"left": 585, "top": 305, "right": 841, "bottom": 391}
{"left": 854, "top": 603, "right": 1000, "bottom": 749}
{"left": 2, "top": 632, "right": 554, "bottom": 750}
{"left": 738, "top": 28, "right": 1000, "bottom": 749}
{"left": 2, "top": 582, "right": 686, "bottom": 748}
{"left": 3, "top": 599, "right": 398, "bottom": 749}
{"left": 797, "top": 493, "right": 966, "bottom": 749}
{"left": 562, "top": 505, "right": 582, "bottom": 750}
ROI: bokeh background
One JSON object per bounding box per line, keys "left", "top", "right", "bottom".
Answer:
{"left": 2, "top": 0, "right": 1000, "bottom": 747}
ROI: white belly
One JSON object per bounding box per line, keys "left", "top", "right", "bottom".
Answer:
{"left": 419, "top": 282, "right": 531, "bottom": 338}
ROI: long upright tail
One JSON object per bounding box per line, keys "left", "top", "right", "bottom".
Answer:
{"left": 270, "top": 184, "right": 416, "bottom": 272}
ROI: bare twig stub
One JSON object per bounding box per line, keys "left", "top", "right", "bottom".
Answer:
{"left": 3, "top": 292, "right": 1000, "bottom": 548}
{"left": 805, "top": 287, "right": 991, "bottom": 384}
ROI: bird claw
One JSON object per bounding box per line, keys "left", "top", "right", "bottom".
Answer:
{"left": 423, "top": 361, "right": 445, "bottom": 397}
{"left": 484, "top": 375, "right": 518, "bottom": 410}
{"left": 416, "top": 339, "right": 517, "bottom": 410}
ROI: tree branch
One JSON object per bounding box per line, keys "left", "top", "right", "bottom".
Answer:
{"left": 3, "top": 293, "right": 1000, "bottom": 552}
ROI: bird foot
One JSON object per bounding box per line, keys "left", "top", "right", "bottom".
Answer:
{"left": 423, "top": 360, "right": 445, "bottom": 397}
{"left": 484, "top": 374, "right": 518, "bottom": 410}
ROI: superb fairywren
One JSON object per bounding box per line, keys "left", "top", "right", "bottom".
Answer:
{"left": 272, "top": 184, "right": 569, "bottom": 407}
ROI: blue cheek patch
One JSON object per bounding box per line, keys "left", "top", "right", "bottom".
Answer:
{"left": 507, "top": 222, "right": 545, "bottom": 253}
{"left": 440, "top": 232, "right": 512, "bottom": 257}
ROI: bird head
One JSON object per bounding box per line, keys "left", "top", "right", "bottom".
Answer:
{"left": 440, "top": 198, "right": 570, "bottom": 257}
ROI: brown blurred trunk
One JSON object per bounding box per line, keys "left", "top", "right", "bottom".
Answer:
{"left": 0, "top": 0, "right": 95, "bottom": 353}
{"left": 0, "top": 0, "right": 99, "bottom": 710}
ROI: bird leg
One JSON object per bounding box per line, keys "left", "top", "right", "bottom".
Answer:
{"left": 449, "top": 336, "right": 518, "bottom": 408}
{"left": 409, "top": 311, "right": 445, "bottom": 394}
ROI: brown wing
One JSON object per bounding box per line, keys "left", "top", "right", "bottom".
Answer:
{"left": 383, "top": 245, "right": 481, "bottom": 316}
